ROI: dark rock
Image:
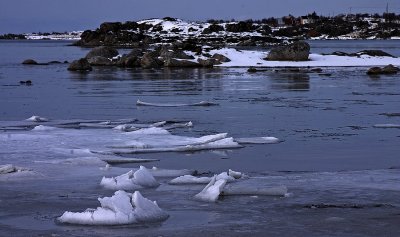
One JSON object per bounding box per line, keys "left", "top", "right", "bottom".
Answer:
{"left": 140, "top": 51, "right": 163, "bottom": 69}
{"left": 86, "top": 46, "right": 119, "bottom": 59}
{"left": 87, "top": 56, "right": 113, "bottom": 66}
{"left": 63, "top": 61, "right": 69, "bottom": 64}
{"left": 68, "top": 58, "right": 92, "bottom": 71}
{"left": 163, "top": 17, "right": 177, "bottom": 21}
{"left": 197, "top": 58, "right": 219, "bottom": 67}
{"left": 22, "top": 59, "right": 38, "bottom": 65}
{"left": 237, "top": 39, "right": 257, "bottom": 47}
{"left": 99, "top": 22, "right": 122, "bottom": 34}
{"left": 226, "top": 21, "right": 255, "bottom": 32}
{"left": 164, "top": 58, "right": 202, "bottom": 67}
{"left": 48, "top": 61, "right": 62, "bottom": 64}
{"left": 124, "top": 56, "right": 141, "bottom": 68}
{"left": 310, "top": 68, "right": 323, "bottom": 72}
{"left": 366, "top": 67, "right": 382, "bottom": 75}
{"left": 382, "top": 64, "right": 399, "bottom": 74}
{"left": 266, "top": 41, "right": 310, "bottom": 61}
{"left": 159, "top": 45, "right": 194, "bottom": 60}
{"left": 247, "top": 67, "right": 257, "bottom": 73}
{"left": 356, "top": 50, "right": 395, "bottom": 58}
{"left": 211, "top": 53, "right": 231, "bottom": 63}
{"left": 18, "top": 80, "right": 33, "bottom": 85}
{"left": 202, "top": 24, "right": 224, "bottom": 34}
{"left": 127, "top": 48, "right": 145, "bottom": 58}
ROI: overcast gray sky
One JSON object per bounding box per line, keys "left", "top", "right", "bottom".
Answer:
{"left": 0, "top": 0, "right": 399, "bottom": 34}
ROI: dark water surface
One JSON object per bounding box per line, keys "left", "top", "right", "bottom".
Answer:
{"left": 0, "top": 40, "right": 399, "bottom": 236}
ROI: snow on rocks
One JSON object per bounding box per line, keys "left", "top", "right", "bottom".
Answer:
{"left": 57, "top": 190, "right": 168, "bottom": 225}
{"left": 100, "top": 166, "right": 159, "bottom": 190}
{"left": 203, "top": 48, "right": 400, "bottom": 68}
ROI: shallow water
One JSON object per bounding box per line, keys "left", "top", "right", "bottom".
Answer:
{"left": 0, "top": 40, "right": 399, "bottom": 236}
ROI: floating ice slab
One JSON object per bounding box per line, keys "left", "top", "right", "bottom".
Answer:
{"left": 373, "top": 124, "right": 400, "bottom": 128}
{"left": 113, "top": 124, "right": 139, "bottom": 132}
{"left": 149, "top": 167, "right": 196, "bottom": 177}
{"left": 194, "top": 176, "right": 227, "bottom": 202}
{"left": 32, "top": 125, "right": 59, "bottom": 131}
{"left": 169, "top": 175, "right": 212, "bottom": 184}
{"left": 108, "top": 137, "right": 242, "bottom": 154}
{"left": 235, "top": 136, "right": 281, "bottom": 144}
{"left": 170, "top": 169, "right": 244, "bottom": 185}
{"left": 26, "top": 115, "right": 49, "bottom": 122}
{"left": 100, "top": 166, "right": 159, "bottom": 190}
{"left": 58, "top": 190, "right": 168, "bottom": 225}
{"left": 34, "top": 157, "right": 106, "bottom": 166}
{"left": 137, "top": 99, "right": 219, "bottom": 107}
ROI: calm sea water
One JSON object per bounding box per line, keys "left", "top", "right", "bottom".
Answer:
{"left": 0, "top": 40, "right": 399, "bottom": 236}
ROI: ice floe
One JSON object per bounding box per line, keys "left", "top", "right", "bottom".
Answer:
{"left": 373, "top": 124, "right": 400, "bottom": 128}
{"left": 235, "top": 136, "right": 281, "bottom": 144}
{"left": 32, "top": 125, "right": 59, "bottom": 131}
{"left": 169, "top": 169, "right": 244, "bottom": 185}
{"left": 194, "top": 176, "right": 227, "bottom": 202}
{"left": 137, "top": 99, "right": 218, "bottom": 107}
{"left": 58, "top": 190, "right": 168, "bottom": 225}
{"left": 26, "top": 115, "right": 49, "bottom": 122}
{"left": 190, "top": 169, "right": 288, "bottom": 202}
{"left": 100, "top": 166, "right": 159, "bottom": 190}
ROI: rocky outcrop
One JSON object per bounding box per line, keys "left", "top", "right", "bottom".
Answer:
{"left": 367, "top": 64, "right": 399, "bottom": 75}
{"left": 266, "top": 41, "right": 310, "bottom": 61}
{"left": 211, "top": 53, "right": 231, "bottom": 63}
{"left": 140, "top": 52, "right": 163, "bottom": 69}
{"left": 164, "top": 58, "right": 201, "bottom": 67}
{"left": 382, "top": 64, "right": 400, "bottom": 74}
{"left": 87, "top": 56, "right": 113, "bottom": 66}
{"left": 68, "top": 58, "right": 92, "bottom": 71}
{"left": 22, "top": 59, "right": 38, "bottom": 65}
{"left": 86, "top": 46, "right": 119, "bottom": 59}
{"left": 328, "top": 50, "right": 395, "bottom": 58}
{"left": 197, "top": 58, "right": 219, "bottom": 67}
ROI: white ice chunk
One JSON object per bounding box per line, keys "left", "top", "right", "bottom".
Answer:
{"left": 32, "top": 125, "right": 58, "bottom": 131}
{"left": 26, "top": 115, "right": 49, "bottom": 122}
{"left": 58, "top": 190, "right": 168, "bottom": 225}
{"left": 137, "top": 99, "right": 218, "bottom": 107}
{"left": 169, "top": 175, "right": 212, "bottom": 184}
{"left": 132, "top": 191, "right": 169, "bottom": 222}
{"left": 125, "top": 127, "right": 170, "bottom": 135}
{"left": 216, "top": 172, "right": 236, "bottom": 182}
{"left": 132, "top": 166, "right": 159, "bottom": 187}
{"left": 373, "top": 124, "right": 400, "bottom": 128}
{"left": 194, "top": 176, "right": 227, "bottom": 202}
{"left": 228, "top": 169, "right": 243, "bottom": 179}
{"left": 113, "top": 124, "right": 138, "bottom": 132}
{"left": 235, "top": 136, "right": 281, "bottom": 144}
{"left": 100, "top": 166, "right": 159, "bottom": 190}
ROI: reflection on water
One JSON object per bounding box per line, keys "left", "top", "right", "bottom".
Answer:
{"left": 269, "top": 72, "right": 310, "bottom": 91}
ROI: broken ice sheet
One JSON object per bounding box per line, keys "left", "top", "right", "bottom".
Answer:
{"left": 57, "top": 190, "right": 169, "bottom": 225}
